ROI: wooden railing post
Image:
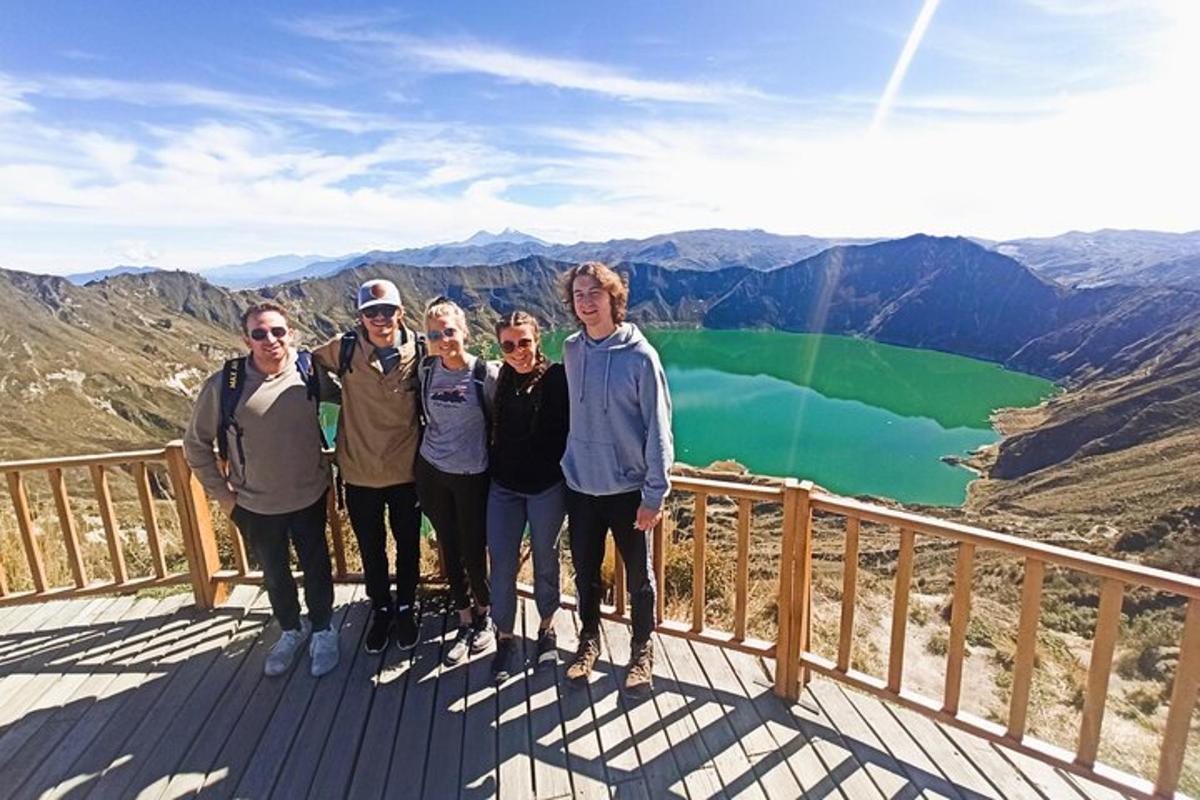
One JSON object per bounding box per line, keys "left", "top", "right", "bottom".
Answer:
{"left": 774, "top": 478, "right": 812, "bottom": 701}
{"left": 791, "top": 481, "right": 815, "bottom": 689}
{"left": 164, "top": 440, "right": 228, "bottom": 610}
{"left": 774, "top": 478, "right": 799, "bottom": 698}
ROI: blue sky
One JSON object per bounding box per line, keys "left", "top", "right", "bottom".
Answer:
{"left": 1, "top": 0, "right": 1196, "bottom": 272}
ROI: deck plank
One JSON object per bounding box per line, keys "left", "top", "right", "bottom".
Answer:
{"left": 0, "top": 595, "right": 136, "bottom": 768}
{"left": 653, "top": 631, "right": 741, "bottom": 799}
{"left": 2, "top": 595, "right": 176, "bottom": 799}
{"left": 0, "top": 597, "right": 113, "bottom": 719}
{"left": 306, "top": 595, "right": 390, "bottom": 799}
{"left": 461, "top": 623, "right": 498, "bottom": 800}
{"left": 28, "top": 594, "right": 199, "bottom": 800}
{"left": 43, "top": 596, "right": 207, "bottom": 797}
{"left": 725, "top": 649, "right": 851, "bottom": 799}
{"left": 581, "top": 613, "right": 648, "bottom": 795}
{"left": 382, "top": 602, "right": 449, "bottom": 798}
{"left": 929, "top": 724, "right": 1047, "bottom": 800}
{"left": 345, "top": 592, "right": 415, "bottom": 800}
{"left": 118, "top": 587, "right": 265, "bottom": 795}
{"left": 521, "top": 598, "right": 574, "bottom": 800}
{"left": 689, "top": 636, "right": 804, "bottom": 798}
{"left": 600, "top": 618, "right": 691, "bottom": 798}
{"left": 233, "top": 584, "right": 359, "bottom": 798}
{"left": 884, "top": 700, "right": 1005, "bottom": 799}
{"left": 805, "top": 680, "right": 915, "bottom": 798}
{"left": 838, "top": 684, "right": 962, "bottom": 800}
{"left": 496, "top": 611, "right": 535, "bottom": 799}
{"left": 146, "top": 590, "right": 273, "bottom": 799}
{"left": 272, "top": 592, "right": 370, "bottom": 798}
{"left": 421, "top": 612, "right": 470, "bottom": 800}
{"left": 85, "top": 587, "right": 265, "bottom": 800}
{"left": 554, "top": 601, "right": 613, "bottom": 798}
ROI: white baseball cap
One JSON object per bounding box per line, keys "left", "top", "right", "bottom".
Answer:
{"left": 356, "top": 279, "right": 402, "bottom": 311}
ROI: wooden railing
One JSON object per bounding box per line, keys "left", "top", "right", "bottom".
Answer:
{"left": 2, "top": 445, "right": 1197, "bottom": 797}
{"left": 0, "top": 443, "right": 207, "bottom": 605}
{"left": 776, "top": 487, "right": 1200, "bottom": 800}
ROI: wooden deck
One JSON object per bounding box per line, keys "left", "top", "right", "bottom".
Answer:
{"left": 0, "top": 586, "right": 1136, "bottom": 799}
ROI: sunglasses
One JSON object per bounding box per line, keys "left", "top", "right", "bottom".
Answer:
{"left": 361, "top": 305, "right": 398, "bottom": 319}
{"left": 499, "top": 338, "right": 534, "bottom": 354}
{"left": 249, "top": 327, "right": 288, "bottom": 341}
{"left": 426, "top": 327, "right": 458, "bottom": 341}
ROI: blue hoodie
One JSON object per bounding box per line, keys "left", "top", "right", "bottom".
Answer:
{"left": 560, "top": 323, "right": 674, "bottom": 510}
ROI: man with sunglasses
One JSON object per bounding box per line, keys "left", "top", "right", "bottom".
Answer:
{"left": 184, "top": 301, "right": 339, "bottom": 678}
{"left": 313, "top": 279, "right": 425, "bottom": 654}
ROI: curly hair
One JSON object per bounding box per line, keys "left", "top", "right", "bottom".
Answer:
{"left": 561, "top": 261, "right": 628, "bottom": 326}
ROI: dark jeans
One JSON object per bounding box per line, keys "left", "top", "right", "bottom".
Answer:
{"left": 345, "top": 482, "right": 422, "bottom": 614}
{"left": 415, "top": 455, "right": 490, "bottom": 612}
{"left": 567, "top": 488, "right": 656, "bottom": 644}
{"left": 232, "top": 492, "right": 334, "bottom": 631}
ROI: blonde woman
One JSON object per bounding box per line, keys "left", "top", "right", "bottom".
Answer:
{"left": 415, "top": 297, "right": 499, "bottom": 664}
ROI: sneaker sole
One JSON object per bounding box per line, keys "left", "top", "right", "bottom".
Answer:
{"left": 364, "top": 642, "right": 388, "bottom": 655}
{"left": 396, "top": 638, "right": 419, "bottom": 651}
{"left": 537, "top": 652, "right": 559, "bottom": 666}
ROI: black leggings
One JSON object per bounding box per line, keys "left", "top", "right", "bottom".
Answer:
{"left": 414, "top": 455, "right": 490, "bottom": 611}
{"left": 344, "top": 482, "right": 422, "bottom": 613}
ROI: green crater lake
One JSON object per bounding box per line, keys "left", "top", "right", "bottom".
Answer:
{"left": 543, "top": 329, "right": 1054, "bottom": 506}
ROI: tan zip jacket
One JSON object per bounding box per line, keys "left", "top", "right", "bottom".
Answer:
{"left": 312, "top": 324, "right": 421, "bottom": 487}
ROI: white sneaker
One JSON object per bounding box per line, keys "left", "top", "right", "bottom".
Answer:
{"left": 265, "top": 620, "right": 311, "bottom": 677}
{"left": 309, "top": 626, "right": 340, "bottom": 677}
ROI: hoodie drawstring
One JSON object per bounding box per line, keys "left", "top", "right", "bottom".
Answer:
{"left": 603, "top": 352, "right": 612, "bottom": 414}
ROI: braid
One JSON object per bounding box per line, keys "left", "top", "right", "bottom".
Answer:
{"left": 492, "top": 311, "right": 550, "bottom": 447}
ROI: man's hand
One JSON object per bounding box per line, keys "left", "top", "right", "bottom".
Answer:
{"left": 218, "top": 496, "right": 237, "bottom": 517}
{"left": 635, "top": 505, "right": 662, "bottom": 533}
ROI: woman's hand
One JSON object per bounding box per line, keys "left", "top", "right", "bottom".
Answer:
{"left": 636, "top": 505, "right": 662, "bottom": 533}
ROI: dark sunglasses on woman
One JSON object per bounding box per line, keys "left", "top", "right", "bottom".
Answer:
{"left": 499, "top": 338, "right": 534, "bottom": 353}
{"left": 249, "top": 327, "right": 288, "bottom": 341}
{"left": 427, "top": 328, "right": 458, "bottom": 341}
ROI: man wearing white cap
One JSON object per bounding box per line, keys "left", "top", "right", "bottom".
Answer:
{"left": 313, "top": 279, "right": 425, "bottom": 653}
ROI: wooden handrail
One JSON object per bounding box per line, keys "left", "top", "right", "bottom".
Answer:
{"left": 811, "top": 491, "right": 1200, "bottom": 599}
{"left": 0, "top": 447, "right": 168, "bottom": 471}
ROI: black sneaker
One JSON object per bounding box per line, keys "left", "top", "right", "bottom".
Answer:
{"left": 470, "top": 613, "right": 495, "bottom": 654}
{"left": 445, "top": 625, "right": 473, "bottom": 665}
{"left": 536, "top": 627, "right": 558, "bottom": 666}
{"left": 364, "top": 609, "right": 392, "bottom": 654}
{"left": 491, "top": 636, "right": 518, "bottom": 683}
{"left": 393, "top": 608, "right": 419, "bottom": 650}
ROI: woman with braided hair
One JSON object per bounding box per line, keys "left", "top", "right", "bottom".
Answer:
{"left": 486, "top": 311, "right": 569, "bottom": 682}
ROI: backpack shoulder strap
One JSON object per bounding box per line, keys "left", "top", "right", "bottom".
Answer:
{"left": 295, "top": 350, "right": 330, "bottom": 448}
{"left": 337, "top": 330, "right": 358, "bottom": 377}
{"left": 218, "top": 356, "right": 247, "bottom": 462}
{"left": 472, "top": 358, "right": 492, "bottom": 427}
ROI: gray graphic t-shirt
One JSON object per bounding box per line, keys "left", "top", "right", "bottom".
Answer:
{"left": 419, "top": 356, "right": 495, "bottom": 474}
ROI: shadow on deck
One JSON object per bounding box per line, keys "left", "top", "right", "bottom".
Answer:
{"left": 0, "top": 586, "right": 1131, "bottom": 800}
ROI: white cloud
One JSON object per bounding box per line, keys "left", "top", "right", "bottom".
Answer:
{"left": 291, "top": 20, "right": 770, "bottom": 104}
{"left": 0, "top": 5, "right": 1196, "bottom": 272}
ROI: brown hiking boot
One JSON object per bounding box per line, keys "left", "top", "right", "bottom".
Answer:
{"left": 625, "top": 639, "right": 654, "bottom": 693}
{"left": 566, "top": 634, "right": 601, "bottom": 681}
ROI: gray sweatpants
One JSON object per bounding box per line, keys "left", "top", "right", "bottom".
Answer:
{"left": 487, "top": 481, "right": 567, "bottom": 635}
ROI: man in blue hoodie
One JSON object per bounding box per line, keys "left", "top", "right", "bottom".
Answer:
{"left": 560, "top": 261, "right": 674, "bottom": 692}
